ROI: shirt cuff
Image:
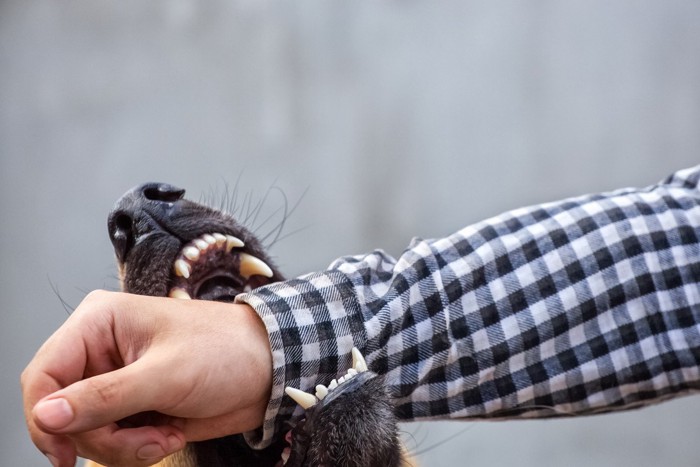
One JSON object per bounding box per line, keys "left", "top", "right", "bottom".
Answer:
{"left": 235, "top": 270, "right": 369, "bottom": 449}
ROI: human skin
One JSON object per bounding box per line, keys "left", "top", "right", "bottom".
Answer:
{"left": 21, "top": 290, "right": 273, "bottom": 467}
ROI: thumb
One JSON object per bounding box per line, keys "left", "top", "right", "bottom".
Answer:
{"left": 33, "top": 357, "right": 166, "bottom": 434}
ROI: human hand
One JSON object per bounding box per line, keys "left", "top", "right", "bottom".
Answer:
{"left": 21, "top": 290, "right": 272, "bottom": 467}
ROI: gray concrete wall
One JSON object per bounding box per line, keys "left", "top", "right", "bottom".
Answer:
{"left": 2, "top": 1, "right": 699, "bottom": 465}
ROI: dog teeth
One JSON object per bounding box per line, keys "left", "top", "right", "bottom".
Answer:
{"left": 239, "top": 253, "right": 274, "bottom": 279}
{"left": 184, "top": 232, "right": 244, "bottom": 258}
{"left": 285, "top": 349, "right": 369, "bottom": 410}
{"left": 285, "top": 387, "right": 318, "bottom": 410}
{"left": 170, "top": 233, "right": 267, "bottom": 297}
{"left": 315, "top": 384, "right": 329, "bottom": 400}
{"left": 281, "top": 447, "right": 291, "bottom": 465}
{"left": 168, "top": 287, "right": 191, "bottom": 300}
{"left": 174, "top": 259, "right": 191, "bottom": 278}
{"left": 352, "top": 347, "right": 368, "bottom": 372}
{"left": 332, "top": 367, "right": 359, "bottom": 388}
{"left": 212, "top": 233, "right": 227, "bottom": 247}
{"left": 183, "top": 246, "right": 200, "bottom": 261}
{"left": 226, "top": 235, "right": 244, "bottom": 251}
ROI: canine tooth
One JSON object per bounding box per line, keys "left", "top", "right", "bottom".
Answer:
{"left": 285, "top": 387, "right": 318, "bottom": 410}
{"left": 351, "top": 347, "right": 368, "bottom": 372}
{"left": 315, "top": 384, "right": 329, "bottom": 400}
{"left": 281, "top": 447, "right": 291, "bottom": 465}
{"left": 203, "top": 234, "right": 217, "bottom": 245}
{"left": 212, "top": 233, "right": 227, "bottom": 247}
{"left": 226, "top": 235, "right": 245, "bottom": 251}
{"left": 174, "top": 259, "right": 191, "bottom": 279}
{"left": 168, "top": 288, "right": 191, "bottom": 300}
{"left": 328, "top": 379, "right": 338, "bottom": 390}
{"left": 239, "top": 253, "right": 273, "bottom": 278}
{"left": 194, "top": 239, "right": 209, "bottom": 250}
{"left": 183, "top": 246, "right": 200, "bottom": 261}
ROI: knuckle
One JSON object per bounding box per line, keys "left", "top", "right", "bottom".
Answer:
{"left": 19, "top": 367, "right": 31, "bottom": 388}
{"left": 83, "top": 289, "right": 110, "bottom": 305}
{"left": 27, "top": 424, "right": 43, "bottom": 445}
{"left": 77, "top": 290, "right": 122, "bottom": 322}
{"left": 19, "top": 364, "right": 40, "bottom": 391}
{"left": 85, "top": 377, "right": 122, "bottom": 408}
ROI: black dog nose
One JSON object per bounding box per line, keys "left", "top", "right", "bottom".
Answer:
{"left": 107, "top": 182, "right": 186, "bottom": 262}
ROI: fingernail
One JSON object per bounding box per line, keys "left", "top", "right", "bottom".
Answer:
{"left": 137, "top": 443, "right": 165, "bottom": 460}
{"left": 35, "top": 398, "right": 74, "bottom": 430}
{"left": 46, "top": 454, "right": 59, "bottom": 467}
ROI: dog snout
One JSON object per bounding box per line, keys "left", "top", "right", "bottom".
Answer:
{"left": 107, "top": 182, "right": 185, "bottom": 262}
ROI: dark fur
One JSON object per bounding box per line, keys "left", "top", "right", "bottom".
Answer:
{"left": 107, "top": 183, "right": 404, "bottom": 467}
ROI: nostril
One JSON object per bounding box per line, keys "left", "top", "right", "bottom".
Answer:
{"left": 114, "top": 213, "right": 133, "bottom": 233}
{"left": 142, "top": 183, "right": 185, "bottom": 203}
{"left": 109, "top": 211, "right": 136, "bottom": 263}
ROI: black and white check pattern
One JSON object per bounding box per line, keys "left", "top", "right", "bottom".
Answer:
{"left": 237, "top": 166, "right": 700, "bottom": 449}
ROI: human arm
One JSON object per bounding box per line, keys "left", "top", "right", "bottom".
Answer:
{"left": 237, "top": 165, "right": 700, "bottom": 448}
{"left": 22, "top": 166, "right": 700, "bottom": 462}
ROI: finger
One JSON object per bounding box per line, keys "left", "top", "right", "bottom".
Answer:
{"left": 179, "top": 405, "right": 268, "bottom": 442}
{"left": 33, "top": 357, "right": 169, "bottom": 434}
{"left": 21, "top": 315, "right": 92, "bottom": 465}
{"left": 22, "top": 291, "right": 127, "bottom": 429}
{"left": 24, "top": 427, "right": 76, "bottom": 467}
{"left": 73, "top": 423, "right": 185, "bottom": 467}
{"left": 21, "top": 291, "right": 162, "bottom": 462}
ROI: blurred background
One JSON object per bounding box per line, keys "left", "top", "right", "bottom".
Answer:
{"left": 2, "top": 1, "right": 700, "bottom": 465}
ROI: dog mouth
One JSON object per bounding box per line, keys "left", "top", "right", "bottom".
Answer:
{"left": 166, "top": 232, "right": 274, "bottom": 302}
{"left": 277, "top": 348, "right": 371, "bottom": 466}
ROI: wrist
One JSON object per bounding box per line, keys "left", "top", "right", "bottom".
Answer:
{"left": 238, "top": 303, "right": 273, "bottom": 429}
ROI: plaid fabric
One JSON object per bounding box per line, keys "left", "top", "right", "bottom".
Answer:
{"left": 236, "top": 166, "right": 700, "bottom": 449}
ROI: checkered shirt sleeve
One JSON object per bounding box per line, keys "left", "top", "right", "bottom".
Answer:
{"left": 236, "top": 166, "right": 700, "bottom": 449}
